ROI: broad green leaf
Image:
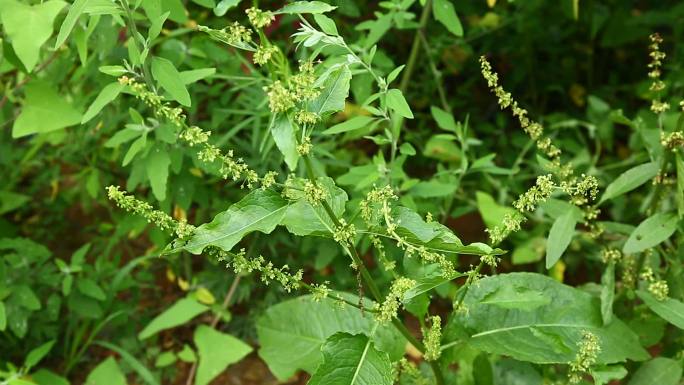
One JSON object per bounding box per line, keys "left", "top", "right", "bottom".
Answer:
{"left": 0, "top": 0, "right": 67, "bottom": 72}
{"left": 623, "top": 213, "right": 678, "bottom": 254}
{"left": 145, "top": 146, "right": 171, "bottom": 201}
{"left": 256, "top": 295, "right": 404, "bottom": 380}
{"left": 479, "top": 284, "right": 551, "bottom": 311}
{"left": 433, "top": 0, "right": 463, "bottom": 37}
{"left": 138, "top": 297, "right": 208, "bottom": 339}
{"left": 511, "top": 237, "right": 545, "bottom": 265}
{"left": 599, "top": 162, "right": 659, "bottom": 203}
{"left": 282, "top": 177, "right": 347, "bottom": 236}
{"left": 627, "top": 358, "right": 682, "bottom": 385}
{"left": 151, "top": 56, "right": 191, "bottom": 106}
{"left": 148, "top": 11, "right": 169, "bottom": 40}
{"left": 677, "top": 153, "right": 684, "bottom": 218}
{"left": 476, "top": 191, "right": 517, "bottom": 229}
{"left": 179, "top": 189, "right": 289, "bottom": 254}
{"left": 85, "top": 357, "right": 127, "bottom": 385}
{"left": 386, "top": 88, "right": 413, "bottom": 119}
{"left": 431, "top": 106, "right": 458, "bottom": 132}
{"left": 12, "top": 81, "right": 82, "bottom": 138}
{"left": 600, "top": 263, "right": 615, "bottom": 325}
{"left": 592, "top": 365, "right": 627, "bottom": 385}
{"left": 310, "top": 65, "right": 351, "bottom": 115}
{"left": 82, "top": 82, "right": 124, "bottom": 123}
{"left": 274, "top": 1, "right": 336, "bottom": 14}
{"left": 322, "top": 116, "right": 375, "bottom": 135}
{"left": 308, "top": 333, "right": 393, "bottom": 385}
{"left": 180, "top": 67, "right": 216, "bottom": 84}
{"left": 0, "top": 191, "right": 30, "bottom": 215}
{"left": 636, "top": 290, "right": 684, "bottom": 330}
{"left": 313, "top": 13, "right": 338, "bottom": 36}
{"left": 25, "top": 340, "right": 55, "bottom": 369}
{"left": 447, "top": 273, "right": 648, "bottom": 364}
{"left": 55, "top": 0, "right": 90, "bottom": 48}
{"left": 545, "top": 212, "right": 576, "bottom": 269}
{"left": 271, "top": 115, "right": 299, "bottom": 170}
{"left": 194, "top": 325, "right": 253, "bottom": 385}
{"left": 155, "top": 351, "right": 177, "bottom": 368}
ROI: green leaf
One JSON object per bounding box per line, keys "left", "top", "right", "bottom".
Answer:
{"left": 214, "top": 0, "right": 240, "bottom": 16}
{"left": 25, "top": 340, "right": 55, "bottom": 369}
{"left": 99, "top": 65, "right": 128, "bottom": 76}
{"left": 12, "top": 81, "right": 82, "bottom": 138}
{"left": 151, "top": 56, "right": 191, "bottom": 106}
{"left": 194, "top": 325, "right": 253, "bottom": 385}
{"left": 0, "top": 0, "right": 67, "bottom": 71}
{"left": 95, "top": 341, "right": 158, "bottom": 385}
{"left": 386, "top": 65, "right": 405, "bottom": 85}
{"left": 479, "top": 284, "right": 551, "bottom": 311}
{"left": 180, "top": 67, "right": 216, "bottom": 85}
{"left": 636, "top": 290, "right": 684, "bottom": 330}
{"left": 178, "top": 190, "right": 288, "bottom": 254}
{"left": 627, "top": 358, "right": 682, "bottom": 385}
{"left": 0, "top": 191, "right": 30, "bottom": 215}
{"left": 313, "top": 13, "right": 338, "bottom": 35}
{"left": 310, "top": 65, "right": 351, "bottom": 116}
{"left": 677, "top": 153, "right": 684, "bottom": 218}
{"left": 447, "top": 272, "right": 649, "bottom": 364}
{"left": 148, "top": 11, "right": 169, "bottom": 40}
{"left": 85, "top": 357, "right": 127, "bottom": 385}
{"left": 105, "top": 127, "right": 143, "bottom": 148}
{"left": 600, "top": 263, "right": 615, "bottom": 325}
{"left": 386, "top": 88, "right": 413, "bottom": 119}
{"left": 545, "top": 212, "right": 576, "bottom": 269}
{"left": 410, "top": 180, "right": 457, "bottom": 198}
{"left": 145, "top": 146, "right": 171, "bottom": 201}
{"left": 77, "top": 278, "right": 106, "bottom": 301}
{"left": 256, "top": 295, "right": 404, "bottom": 380}
{"left": 322, "top": 116, "right": 375, "bottom": 135}
{"left": 271, "top": 115, "right": 299, "bottom": 170}
{"left": 592, "top": 365, "right": 627, "bottom": 385}
{"left": 476, "top": 191, "right": 517, "bottom": 229}
{"left": 0, "top": 301, "right": 5, "bottom": 331}
{"left": 308, "top": 333, "right": 393, "bottom": 385}
{"left": 403, "top": 271, "right": 464, "bottom": 303}
{"left": 432, "top": 0, "right": 463, "bottom": 36}
{"left": 274, "top": 1, "right": 336, "bottom": 14}
{"left": 599, "top": 162, "right": 659, "bottom": 204}
{"left": 122, "top": 134, "right": 147, "bottom": 166}
{"left": 32, "top": 369, "right": 70, "bottom": 385}
{"left": 282, "top": 177, "right": 347, "bottom": 236}
{"left": 14, "top": 285, "right": 41, "bottom": 310}
{"left": 82, "top": 82, "right": 124, "bottom": 123}
{"left": 431, "top": 106, "right": 458, "bottom": 132}
{"left": 623, "top": 213, "right": 678, "bottom": 254}
{"left": 138, "top": 297, "right": 208, "bottom": 339}
{"left": 54, "top": 0, "right": 90, "bottom": 48}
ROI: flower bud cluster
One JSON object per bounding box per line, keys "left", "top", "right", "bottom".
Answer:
{"left": 568, "top": 330, "right": 601, "bottom": 384}
{"left": 215, "top": 248, "right": 303, "bottom": 292}
{"left": 661, "top": 131, "right": 684, "bottom": 150}
{"left": 647, "top": 33, "right": 669, "bottom": 114}
{"left": 601, "top": 248, "right": 621, "bottom": 264}
{"left": 296, "top": 136, "right": 313, "bottom": 155}
{"left": 106, "top": 185, "right": 195, "bottom": 238}
{"left": 253, "top": 45, "right": 278, "bottom": 66}
{"left": 422, "top": 316, "right": 442, "bottom": 361}
{"left": 376, "top": 277, "right": 415, "bottom": 323}
{"left": 246, "top": 7, "right": 275, "bottom": 28}
{"left": 265, "top": 61, "right": 321, "bottom": 122}
{"left": 332, "top": 219, "right": 357, "bottom": 247}
{"left": 641, "top": 267, "right": 669, "bottom": 301}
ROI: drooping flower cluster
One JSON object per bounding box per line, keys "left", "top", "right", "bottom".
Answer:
{"left": 265, "top": 61, "right": 321, "bottom": 123}
{"left": 422, "top": 316, "right": 442, "bottom": 361}
{"left": 480, "top": 56, "right": 561, "bottom": 161}
{"left": 376, "top": 277, "right": 415, "bottom": 323}
{"left": 106, "top": 186, "right": 195, "bottom": 238}
{"left": 647, "top": 33, "right": 669, "bottom": 114}
{"left": 568, "top": 331, "right": 601, "bottom": 383}
{"left": 214, "top": 248, "right": 303, "bottom": 292}
{"left": 119, "top": 76, "right": 263, "bottom": 188}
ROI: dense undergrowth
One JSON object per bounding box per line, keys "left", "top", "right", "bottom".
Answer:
{"left": 1, "top": 0, "right": 684, "bottom": 384}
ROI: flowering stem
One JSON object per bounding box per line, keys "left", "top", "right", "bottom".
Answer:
{"left": 301, "top": 154, "right": 445, "bottom": 385}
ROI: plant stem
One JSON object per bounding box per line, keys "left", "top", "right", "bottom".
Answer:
{"left": 399, "top": 0, "right": 433, "bottom": 93}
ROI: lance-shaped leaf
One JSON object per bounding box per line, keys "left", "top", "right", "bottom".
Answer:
{"left": 308, "top": 333, "right": 393, "bottom": 385}
{"left": 636, "top": 290, "right": 684, "bottom": 330}
{"left": 178, "top": 190, "right": 289, "bottom": 254}
{"left": 310, "top": 65, "right": 351, "bottom": 116}
{"left": 599, "top": 162, "right": 659, "bottom": 204}
{"left": 271, "top": 115, "right": 299, "bottom": 170}
{"left": 545, "top": 211, "right": 576, "bottom": 268}
{"left": 256, "top": 294, "right": 404, "bottom": 381}
{"left": 623, "top": 213, "right": 678, "bottom": 254}
{"left": 446, "top": 273, "right": 648, "bottom": 364}
{"left": 274, "top": 1, "right": 336, "bottom": 14}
